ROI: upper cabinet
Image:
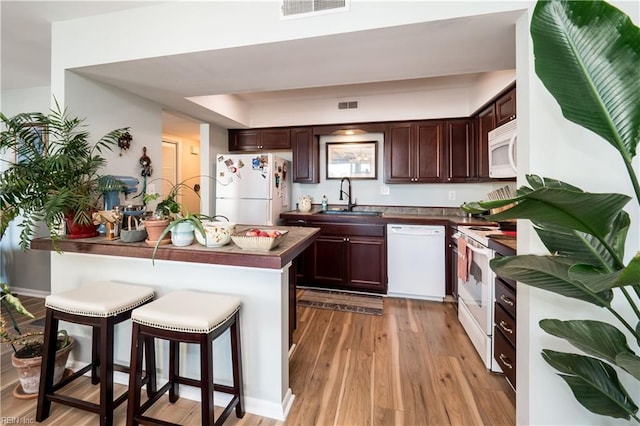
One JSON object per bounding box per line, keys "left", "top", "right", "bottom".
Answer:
{"left": 384, "top": 121, "right": 444, "bottom": 183}
{"left": 291, "top": 127, "right": 319, "bottom": 183}
{"left": 229, "top": 128, "right": 291, "bottom": 151}
{"left": 476, "top": 104, "right": 496, "bottom": 181}
{"left": 445, "top": 118, "right": 476, "bottom": 182}
{"left": 495, "top": 86, "right": 517, "bottom": 127}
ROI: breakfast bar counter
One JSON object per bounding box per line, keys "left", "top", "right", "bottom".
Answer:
{"left": 32, "top": 226, "right": 320, "bottom": 421}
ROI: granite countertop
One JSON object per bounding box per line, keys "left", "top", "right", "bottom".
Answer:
{"left": 31, "top": 226, "right": 320, "bottom": 269}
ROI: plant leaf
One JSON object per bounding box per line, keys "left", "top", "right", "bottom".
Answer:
{"left": 542, "top": 350, "right": 638, "bottom": 420}
{"left": 541, "top": 319, "right": 640, "bottom": 380}
{"left": 0, "top": 283, "right": 34, "bottom": 319}
{"left": 491, "top": 255, "right": 612, "bottom": 306}
{"left": 531, "top": 0, "right": 640, "bottom": 162}
{"left": 617, "top": 253, "right": 640, "bottom": 286}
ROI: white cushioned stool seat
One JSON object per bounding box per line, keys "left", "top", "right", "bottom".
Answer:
{"left": 132, "top": 290, "right": 241, "bottom": 333}
{"left": 45, "top": 281, "right": 155, "bottom": 317}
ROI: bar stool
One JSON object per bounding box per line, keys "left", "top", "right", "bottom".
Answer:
{"left": 37, "top": 281, "right": 156, "bottom": 426}
{"left": 127, "top": 290, "right": 244, "bottom": 426}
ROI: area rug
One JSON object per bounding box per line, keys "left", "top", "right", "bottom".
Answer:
{"left": 297, "top": 289, "right": 383, "bottom": 316}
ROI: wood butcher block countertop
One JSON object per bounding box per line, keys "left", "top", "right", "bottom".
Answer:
{"left": 31, "top": 226, "right": 320, "bottom": 270}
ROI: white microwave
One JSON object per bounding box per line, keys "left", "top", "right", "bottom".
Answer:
{"left": 488, "top": 118, "right": 517, "bottom": 178}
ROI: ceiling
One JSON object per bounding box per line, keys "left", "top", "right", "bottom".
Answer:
{"left": 1, "top": 2, "right": 521, "bottom": 141}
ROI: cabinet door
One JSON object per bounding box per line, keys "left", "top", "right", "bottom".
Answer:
{"left": 446, "top": 227, "right": 458, "bottom": 302}
{"left": 261, "top": 128, "right": 291, "bottom": 150}
{"left": 229, "top": 129, "right": 261, "bottom": 151}
{"left": 496, "top": 87, "right": 516, "bottom": 126}
{"left": 346, "top": 236, "right": 387, "bottom": 293}
{"left": 292, "top": 127, "right": 319, "bottom": 183}
{"left": 415, "top": 121, "right": 444, "bottom": 182}
{"left": 312, "top": 236, "right": 347, "bottom": 286}
{"left": 476, "top": 105, "right": 496, "bottom": 181}
{"left": 445, "top": 118, "right": 476, "bottom": 182}
{"left": 384, "top": 123, "right": 413, "bottom": 183}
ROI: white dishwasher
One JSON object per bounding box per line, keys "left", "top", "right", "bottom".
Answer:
{"left": 387, "top": 224, "right": 445, "bottom": 301}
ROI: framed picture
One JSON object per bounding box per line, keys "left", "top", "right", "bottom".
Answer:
{"left": 326, "top": 141, "right": 377, "bottom": 179}
{"left": 15, "top": 123, "right": 47, "bottom": 164}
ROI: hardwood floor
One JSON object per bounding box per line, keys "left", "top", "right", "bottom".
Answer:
{"left": 1, "top": 295, "right": 515, "bottom": 425}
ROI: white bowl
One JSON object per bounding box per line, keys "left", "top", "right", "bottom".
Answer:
{"left": 194, "top": 220, "right": 236, "bottom": 247}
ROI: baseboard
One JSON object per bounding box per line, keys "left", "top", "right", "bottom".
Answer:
{"left": 9, "top": 286, "right": 49, "bottom": 298}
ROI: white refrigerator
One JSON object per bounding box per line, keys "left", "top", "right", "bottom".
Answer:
{"left": 215, "top": 153, "right": 291, "bottom": 226}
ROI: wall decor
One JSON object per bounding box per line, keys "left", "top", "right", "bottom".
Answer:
{"left": 326, "top": 141, "right": 377, "bottom": 179}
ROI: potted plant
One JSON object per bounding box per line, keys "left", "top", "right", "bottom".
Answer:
{"left": 1, "top": 283, "right": 73, "bottom": 398}
{"left": 463, "top": 1, "right": 640, "bottom": 421}
{"left": 0, "top": 99, "right": 129, "bottom": 248}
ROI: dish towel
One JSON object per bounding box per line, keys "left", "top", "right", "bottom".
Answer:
{"left": 457, "top": 237, "right": 468, "bottom": 282}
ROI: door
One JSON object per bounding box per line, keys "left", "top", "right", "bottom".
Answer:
{"left": 161, "top": 141, "right": 178, "bottom": 199}
{"left": 312, "top": 236, "right": 347, "bottom": 286}
{"left": 446, "top": 118, "right": 476, "bottom": 182}
{"left": 415, "top": 121, "right": 444, "bottom": 182}
{"left": 457, "top": 236, "right": 494, "bottom": 334}
{"left": 384, "top": 122, "right": 413, "bottom": 182}
{"left": 347, "top": 236, "right": 386, "bottom": 292}
{"left": 216, "top": 153, "right": 272, "bottom": 199}
{"left": 215, "top": 198, "right": 271, "bottom": 226}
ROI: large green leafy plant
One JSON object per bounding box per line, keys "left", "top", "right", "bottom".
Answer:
{"left": 463, "top": 1, "right": 640, "bottom": 421}
{"left": 0, "top": 100, "right": 128, "bottom": 248}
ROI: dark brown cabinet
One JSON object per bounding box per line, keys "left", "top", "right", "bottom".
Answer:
{"left": 291, "top": 127, "right": 319, "bottom": 183}
{"left": 495, "top": 87, "right": 517, "bottom": 127}
{"left": 445, "top": 118, "right": 476, "bottom": 182}
{"left": 228, "top": 128, "right": 291, "bottom": 151}
{"left": 490, "top": 240, "right": 517, "bottom": 390}
{"left": 476, "top": 104, "right": 496, "bottom": 181}
{"left": 384, "top": 121, "right": 444, "bottom": 183}
{"left": 284, "top": 219, "right": 387, "bottom": 294}
{"left": 446, "top": 225, "right": 459, "bottom": 303}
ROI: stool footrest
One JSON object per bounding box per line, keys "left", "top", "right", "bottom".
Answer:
{"left": 139, "top": 381, "right": 173, "bottom": 413}
{"left": 135, "top": 414, "right": 180, "bottom": 426}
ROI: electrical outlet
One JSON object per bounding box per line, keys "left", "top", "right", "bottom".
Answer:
{"left": 380, "top": 186, "right": 390, "bottom": 195}
{"left": 448, "top": 190, "right": 456, "bottom": 201}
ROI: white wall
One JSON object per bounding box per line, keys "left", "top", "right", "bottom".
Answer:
{"left": 517, "top": 2, "right": 640, "bottom": 425}
{"left": 65, "top": 72, "right": 163, "bottom": 208}
{"left": 0, "top": 86, "right": 52, "bottom": 294}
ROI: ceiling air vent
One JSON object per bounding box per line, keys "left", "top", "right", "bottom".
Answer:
{"left": 338, "top": 101, "right": 358, "bottom": 110}
{"left": 281, "top": 0, "right": 349, "bottom": 19}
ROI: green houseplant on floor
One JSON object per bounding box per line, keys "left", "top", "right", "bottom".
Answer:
{"left": 0, "top": 99, "right": 129, "bottom": 249}
{"left": 1, "top": 283, "right": 73, "bottom": 396}
{"left": 463, "top": 0, "right": 640, "bottom": 421}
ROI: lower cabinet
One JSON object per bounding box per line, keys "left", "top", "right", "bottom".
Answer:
{"left": 490, "top": 241, "right": 517, "bottom": 390}
{"left": 285, "top": 219, "right": 387, "bottom": 294}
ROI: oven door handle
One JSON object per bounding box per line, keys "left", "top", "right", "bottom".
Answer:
{"left": 465, "top": 243, "right": 492, "bottom": 257}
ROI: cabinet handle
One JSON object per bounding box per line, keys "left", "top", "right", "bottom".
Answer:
{"left": 499, "top": 321, "right": 513, "bottom": 334}
{"left": 500, "top": 295, "right": 514, "bottom": 306}
{"left": 499, "top": 354, "right": 513, "bottom": 369}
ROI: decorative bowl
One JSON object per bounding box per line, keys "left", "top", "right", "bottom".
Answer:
{"left": 231, "top": 229, "right": 288, "bottom": 251}
{"left": 195, "top": 220, "right": 236, "bottom": 247}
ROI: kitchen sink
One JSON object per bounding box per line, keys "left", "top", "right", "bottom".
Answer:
{"left": 319, "top": 210, "right": 381, "bottom": 217}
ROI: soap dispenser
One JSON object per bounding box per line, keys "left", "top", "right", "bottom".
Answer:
{"left": 322, "top": 195, "right": 328, "bottom": 211}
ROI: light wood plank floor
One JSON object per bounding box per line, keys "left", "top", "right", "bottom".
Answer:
{"left": 1, "top": 294, "right": 515, "bottom": 425}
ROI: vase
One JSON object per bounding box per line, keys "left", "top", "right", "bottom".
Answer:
{"left": 170, "top": 222, "right": 195, "bottom": 247}
{"left": 11, "top": 337, "right": 74, "bottom": 397}
{"left": 142, "top": 218, "right": 170, "bottom": 245}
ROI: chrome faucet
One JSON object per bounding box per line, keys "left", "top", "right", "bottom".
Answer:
{"left": 339, "top": 177, "right": 356, "bottom": 211}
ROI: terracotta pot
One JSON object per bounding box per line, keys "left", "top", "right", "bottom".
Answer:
{"left": 143, "top": 218, "right": 170, "bottom": 244}
{"left": 11, "top": 337, "right": 74, "bottom": 395}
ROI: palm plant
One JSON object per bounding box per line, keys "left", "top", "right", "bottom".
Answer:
{"left": 463, "top": 0, "right": 640, "bottom": 421}
{"left": 0, "top": 99, "right": 128, "bottom": 249}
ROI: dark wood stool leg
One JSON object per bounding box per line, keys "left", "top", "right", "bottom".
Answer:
{"left": 201, "top": 333, "right": 214, "bottom": 426}
{"left": 144, "top": 335, "right": 157, "bottom": 396}
{"left": 98, "top": 317, "right": 115, "bottom": 426}
{"left": 230, "top": 315, "right": 245, "bottom": 418}
{"left": 126, "top": 322, "right": 144, "bottom": 426}
{"left": 36, "top": 308, "right": 59, "bottom": 421}
{"left": 168, "top": 340, "right": 180, "bottom": 403}
{"left": 92, "top": 325, "right": 100, "bottom": 384}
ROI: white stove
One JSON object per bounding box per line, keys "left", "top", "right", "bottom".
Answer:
{"left": 457, "top": 225, "right": 503, "bottom": 246}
